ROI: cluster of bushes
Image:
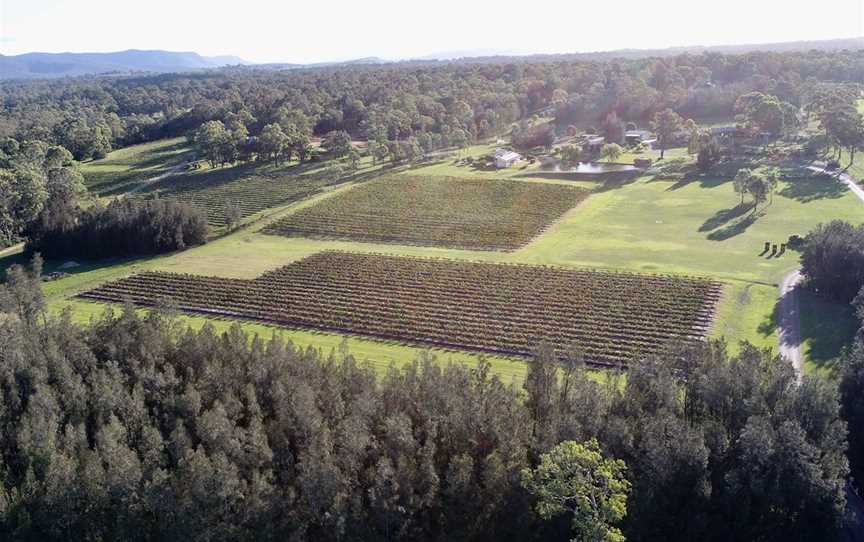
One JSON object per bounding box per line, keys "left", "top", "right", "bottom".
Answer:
{"left": 800, "top": 220, "right": 864, "bottom": 494}
{"left": 26, "top": 198, "right": 208, "bottom": 259}
{"left": 0, "top": 138, "right": 85, "bottom": 249}
{"left": 800, "top": 220, "right": 864, "bottom": 303}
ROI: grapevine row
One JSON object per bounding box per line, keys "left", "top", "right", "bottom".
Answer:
{"left": 262, "top": 175, "right": 589, "bottom": 251}
{"left": 80, "top": 252, "right": 723, "bottom": 367}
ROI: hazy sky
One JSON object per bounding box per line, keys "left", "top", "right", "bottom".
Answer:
{"left": 1, "top": 0, "right": 862, "bottom": 63}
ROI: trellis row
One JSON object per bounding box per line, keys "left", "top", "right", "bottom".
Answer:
{"left": 79, "top": 251, "right": 723, "bottom": 367}
{"left": 262, "top": 175, "right": 590, "bottom": 251}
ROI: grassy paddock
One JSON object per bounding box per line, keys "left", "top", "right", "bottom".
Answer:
{"left": 80, "top": 137, "right": 192, "bottom": 196}
{"left": 711, "top": 281, "right": 780, "bottom": 351}
{"left": 513, "top": 171, "right": 860, "bottom": 284}
{"left": 798, "top": 291, "right": 857, "bottom": 376}
{"left": 80, "top": 138, "right": 393, "bottom": 234}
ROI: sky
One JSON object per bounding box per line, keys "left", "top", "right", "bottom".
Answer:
{"left": 1, "top": 0, "right": 863, "bottom": 63}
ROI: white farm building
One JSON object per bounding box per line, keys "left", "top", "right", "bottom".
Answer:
{"left": 493, "top": 148, "right": 522, "bottom": 168}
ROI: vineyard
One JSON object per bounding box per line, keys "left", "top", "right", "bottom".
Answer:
{"left": 262, "top": 175, "right": 589, "bottom": 250}
{"left": 79, "top": 252, "right": 723, "bottom": 366}
{"left": 134, "top": 166, "right": 349, "bottom": 227}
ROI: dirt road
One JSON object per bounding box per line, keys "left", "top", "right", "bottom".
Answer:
{"left": 780, "top": 165, "right": 864, "bottom": 381}
{"left": 778, "top": 268, "right": 803, "bottom": 382}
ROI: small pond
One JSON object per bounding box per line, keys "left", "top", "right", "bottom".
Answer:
{"left": 542, "top": 161, "right": 639, "bottom": 174}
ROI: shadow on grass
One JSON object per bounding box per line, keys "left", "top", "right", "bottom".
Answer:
{"left": 705, "top": 209, "right": 763, "bottom": 241}
{"left": 592, "top": 175, "right": 643, "bottom": 193}
{"left": 466, "top": 161, "right": 498, "bottom": 173}
{"left": 699, "top": 202, "right": 751, "bottom": 232}
{"left": 144, "top": 155, "right": 393, "bottom": 198}
{"left": 758, "top": 286, "right": 797, "bottom": 349}
{"left": 142, "top": 161, "right": 262, "bottom": 195}
{"left": 0, "top": 248, "right": 28, "bottom": 281}
{"left": 799, "top": 289, "right": 857, "bottom": 373}
{"left": 128, "top": 144, "right": 191, "bottom": 172}
{"left": 1, "top": 246, "right": 147, "bottom": 288}
{"left": 778, "top": 172, "right": 846, "bottom": 202}
{"left": 89, "top": 147, "right": 194, "bottom": 197}
{"left": 758, "top": 287, "right": 857, "bottom": 374}
{"left": 661, "top": 172, "right": 732, "bottom": 191}
{"left": 650, "top": 158, "right": 757, "bottom": 191}
{"left": 518, "top": 171, "right": 642, "bottom": 194}
{"left": 99, "top": 156, "right": 309, "bottom": 198}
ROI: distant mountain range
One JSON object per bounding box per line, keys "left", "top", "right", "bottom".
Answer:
{"left": 0, "top": 49, "right": 251, "bottom": 80}
{"left": 2, "top": 37, "right": 862, "bottom": 80}
{"left": 253, "top": 57, "right": 388, "bottom": 71}
{"left": 413, "top": 37, "right": 864, "bottom": 62}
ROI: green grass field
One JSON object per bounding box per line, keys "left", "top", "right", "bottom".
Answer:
{"left": 80, "top": 137, "right": 193, "bottom": 195}
{"left": 80, "top": 138, "right": 394, "bottom": 234}
{"left": 509, "top": 170, "right": 860, "bottom": 284}
{"left": 10, "top": 138, "right": 864, "bottom": 378}
{"left": 797, "top": 290, "right": 858, "bottom": 375}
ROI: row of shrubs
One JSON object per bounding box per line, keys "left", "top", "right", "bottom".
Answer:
{"left": 26, "top": 198, "right": 208, "bottom": 260}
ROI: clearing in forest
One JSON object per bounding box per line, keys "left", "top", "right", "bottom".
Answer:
{"left": 262, "top": 175, "right": 589, "bottom": 250}
{"left": 80, "top": 137, "right": 192, "bottom": 196}
{"left": 78, "top": 251, "right": 722, "bottom": 367}
{"left": 81, "top": 138, "right": 370, "bottom": 230}
{"left": 133, "top": 164, "right": 348, "bottom": 227}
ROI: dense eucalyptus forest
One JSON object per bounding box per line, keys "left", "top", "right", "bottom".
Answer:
{"left": 3, "top": 49, "right": 864, "bottom": 159}
{"left": 0, "top": 259, "right": 854, "bottom": 541}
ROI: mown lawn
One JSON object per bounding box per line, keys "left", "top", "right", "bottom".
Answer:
{"left": 514, "top": 169, "right": 860, "bottom": 285}
{"left": 79, "top": 137, "right": 193, "bottom": 196}
{"left": 80, "top": 138, "right": 395, "bottom": 233}
{"left": 798, "top": 291, "right": 858, "bottom": 376}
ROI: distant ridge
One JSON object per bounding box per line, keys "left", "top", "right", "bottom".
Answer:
{"left": 2, "top": 37, "right": 862, "bottom": 81}
{"left": 0, "top": 49, "right": 251, "bottom": 80}
{"left": 253, "top": 56, "right": 389, "bottom": 70}
{"left": 412, "top": 37, "right": 864, "bottom": 62}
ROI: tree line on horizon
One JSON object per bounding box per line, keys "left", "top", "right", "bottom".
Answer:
{"left": 2, "top": 48, "right": 863, "bottom": 161}
{"left": 1, "top": 48, "right": 863, "bottom": 253}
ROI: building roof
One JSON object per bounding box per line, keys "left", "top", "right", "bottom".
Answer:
{"left": 495, "top": 151, "right": 521, "bottom": 162}
{"left": 711, "top": 125, "right": 738, "bottom": 135}
{"left": 625, "top": 130, "right": 652, "bottom": 139}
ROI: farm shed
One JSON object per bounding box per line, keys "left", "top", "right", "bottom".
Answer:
{"left": 493, "top": 148, "right": 522, "bottom": 168}
{"left": 582, "top": 135, "right": 605, "bottom": 152}
{"left": 624, "top": 130, "right": 653, "bottom": 145}
{"left": 710, "top": 125, "right": 738, "bottom": 138}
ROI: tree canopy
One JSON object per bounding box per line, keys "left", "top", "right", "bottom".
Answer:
{"left": 522, "top": 439, "right": 630, "bottom": 542}
{"left": 0, "top": 264, "right": 850, "bottom": 541}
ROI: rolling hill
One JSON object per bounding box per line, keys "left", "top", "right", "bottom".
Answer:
{"left": 0, "top": 49, "right": 250, "bottom": 79}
